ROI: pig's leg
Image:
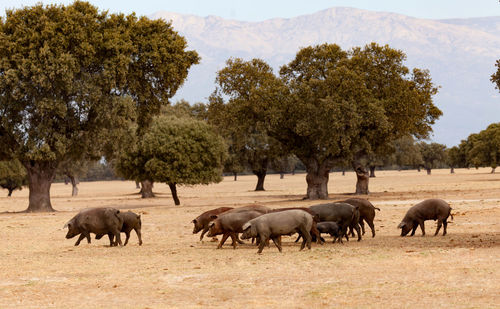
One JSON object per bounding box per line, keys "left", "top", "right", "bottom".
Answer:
{"left": 434, "top": 220, "right": 442, "bottom": 236}
{"left": 124, "top": 230, "right": 131, "bottom": 246}
{"left": 74, "top": 233, "right": 86, "bottom": 246}
{"left": 217, "top": 233, "right": 230, "bottom": 249}
{"left": 199, "top": 228, "right": 207, "bottom": 241}
{"left": 113, "top": 229, "right": 123, "bottom": 246}
{"left": 354, "top": 223, "right": 362, "bottom": 241}
{"left": 135, "top": 228, "right": 143, "bottom": 245}
{"left": 271, "top": 236, "right": 282, "bottom": 252}
{"left": 442, "top": 220, "right": 448, "bottom": 236}
{"left": 230, "top": 233, "right": 238, "bottom": 249}
{"left": 294, "top": 234, "right": 302, "bottom": 243}
{"left": 257, "top": 235, "right": 268, "bottom": 254}
{"left": 107, "top": 233, "right": 115, "bottom": 246}
{"left": 84, "top": 231, "right": 91, "bottom": 244}
{"left": 410, "top": 223, "right": 418, "bottom": 236}
{"left": 359, "top": 219, "right": 366, "bottom": 235}
{"left": 419, "top": 221, "right": 426, "bottom": 236}
{"left": 367, "top": 220, "right": 376, "bottom": 237}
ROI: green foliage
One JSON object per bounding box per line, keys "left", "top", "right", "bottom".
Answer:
{"left": 116, "top": 115, "right": 226, "bottom": 187}
{"left": 466, "top": 123, "right": 500, "bottom": 170}
{"left": 0, "top": 159, "right": 27, "bottom": 196}
{"left": 417, "top": 142, "right": 448, "bottom": 170}
{"left": 271, "top": 43, "right": 440, "bottom": 169}
{"left": 208, "top": 58, "right": 286, "bottom": 183}
{"left": 492, "top": 59, "right": 500, "bottom": 91}
{"left": 0, "top": 2, "right": 198, "bottom": 209}
{"left": 392, "top": 136, "right": 424, "bottom": 169}
{"left": 446, "top": 146, "right": 467, "bottom": 169}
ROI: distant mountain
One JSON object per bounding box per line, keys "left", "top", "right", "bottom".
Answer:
{"left": 150, "top": 7, "right": 500, "bottom": 146}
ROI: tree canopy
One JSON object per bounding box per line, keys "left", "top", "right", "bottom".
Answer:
{"left": 0, "top": 2, "right": 198, "bottom": 211}
{"left": 208, "top": 58, "right": 286, "bottom": 191}
{"left": 417, "top": 142, "right": 447, "bottom": 174}
{"left": 264, "top": 43, "right": 440, "bottom": 198}
{"left": 0, "top": 159, "right": 27, "bottom": 196}
{"left": 466, "top": 123, "right": 500, "bottom": 173}
{"left": 116, "top": 114, "right": 226, "bottom": 205}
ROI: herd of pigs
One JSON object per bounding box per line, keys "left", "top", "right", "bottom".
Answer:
{"left": 64, "top": 198, "right": 453, "bottom": 253}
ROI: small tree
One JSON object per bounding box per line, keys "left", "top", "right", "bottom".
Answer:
{"left": 392, "top": 136, "right": 424, "bottom": 170}
{"left": 467, "top": 123, "right": 500, "bottom": 173}
{"left": 0, "top": 159, "right": 27, "bottom": 196}
{"left": 208, "top": 58, "right": 287, "bottom": 191}
{"left": 117, "top": 115, "right": 226, "bottom": 205}
{"left": 417, "top": 142, "right": 447, "bottom": 175}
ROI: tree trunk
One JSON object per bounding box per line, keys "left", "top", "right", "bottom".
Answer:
{"left": 450, "top": 167, "right": 455, "bottom": 174}
{"left": 254, "top": 171, "right": 266, "bottom": 191}
{"left": 491, "top": 167, "right": 496, "bottom": 174}
{"left": 233, "top": 172, "right": 237, "bottom": 181}
{"left": 369, "top": 165, "right": 376, "bottom": 178}
{"left": 135, "top": 181, "right": 141, "bottom": 189}
{"left": 7, "top": 188, "right": 13, "bottom": 197}
{"left": 280, "top": 173, "right": 284, "bottom": 179}
{"left": 68, "top": 175, "right": 79, "bottom": 197}
{"left": 140, "top": 180, "right": 155, "bottom": 198}
{"left": 24, "top": 161, "right": 57, "bottom": 212}
{"left": 426, "top": 168, "right": 432, "bottom": 175}
{"left": 304, "top": 159, "right": 330, "bottom": 200}
{"left": 417, "top": 166, "right": 421, "bottom": 172}
{"left": 168, "top": 182, "right": 180, "bottom": 205}
{"left": 354, "top": 165, "right": 369, "bottom": 195}
{"left": 342, "top": 168, "right": 346, "bottom": 176}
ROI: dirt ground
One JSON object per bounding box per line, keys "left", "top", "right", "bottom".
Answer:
{"left": 0, "top": 168, "right": 499, "bottom": 308}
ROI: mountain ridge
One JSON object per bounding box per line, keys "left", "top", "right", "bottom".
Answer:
{"left": 150, "top": 7, "right": 500, "bottom": 146}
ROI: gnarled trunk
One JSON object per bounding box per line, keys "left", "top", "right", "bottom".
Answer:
{"left": 168, "top": 182, "right": 180, "bottom": 205}
{"left": 304, "top": 159, "right": 330, "bottom": 200}
{"left": 354, "top": 165, "right": 369, "bottom": 195}
{"left": 252, "top": 158, "right": 269, "bottom": 191}
{"left": 369, "top": 165, "right": 376, "bottom": 178}
{"left": 140, "top": 180, "right": 155, "bottom": 198}
{"left": 7, "top": 188, "right": 14, "bottom": 197}
{"left": 254, "top": 171, "right": 266, "bottom": 191}
{"left": 24, "top": 161, "right": 57, "bottom": 212}
{"left": 67, "top": 175, "right": 79, "bottom": 197}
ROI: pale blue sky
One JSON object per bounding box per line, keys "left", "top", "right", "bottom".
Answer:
{"left": 1, "top": 0, "right": 500, "bottom": 20}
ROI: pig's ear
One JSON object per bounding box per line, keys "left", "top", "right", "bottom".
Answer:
{"left": 192, "top": 219, "right": 197, "bottom": 224}
{"left": 208, "top": 222, "right": 215, "bottom": 228}
{"left": 210, "top": 215, "right": 218, "bottom": 220}
{"left": 242, "top": 222, "right": 251, "bottom": 231}
{"left": 63, "top": 222, "right": 70, "bottom": 229}
{"left": 397, "top": 222, "right": 405, "bottom": 229}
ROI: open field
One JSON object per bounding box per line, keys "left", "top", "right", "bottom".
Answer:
{"left": 0, "top": 168, "right": 499, "bottom": 308}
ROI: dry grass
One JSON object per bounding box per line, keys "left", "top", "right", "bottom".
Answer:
{"left": 0, "top": 168, "right": 499, "bottom": 308}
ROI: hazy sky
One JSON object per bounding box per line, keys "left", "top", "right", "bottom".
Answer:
{"left": 2, "top": 0, "right": 500, "bottom": 20}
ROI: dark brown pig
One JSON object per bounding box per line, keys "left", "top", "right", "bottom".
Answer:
{"left": 119, "top": 211, "right": 143, "bottom": 246}
{"left": 64, "top": 207, "right": 123, "bottom": 247}
{"left": 398, "top": 199, "right": 453, "bottom": 236}
{"left": 270, "top": 207, "right": 323, "bottom": 244}
{"left": 241, "top": 210, "right": 313, "bottom": 253}
{"left": 96, "top": 211, "right": 143, "bottom": 246}
{"left": 207, "top": 210, "right": 263, "bottom": 249}
{"left": 342, "top": 198, "right": 380, "bottom": 237}
{"left": 309, "top": 202, "right": 361, "bottom": 243}
{"left": 315, "top": 222, "right": 340, "bottom": 243}
{"left": 191, "top": 207, "right": 234, "bottom": 241}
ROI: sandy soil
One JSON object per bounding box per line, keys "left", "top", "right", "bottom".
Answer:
{"left": 0, "top": 168, "right": 499, "bottom": 308}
